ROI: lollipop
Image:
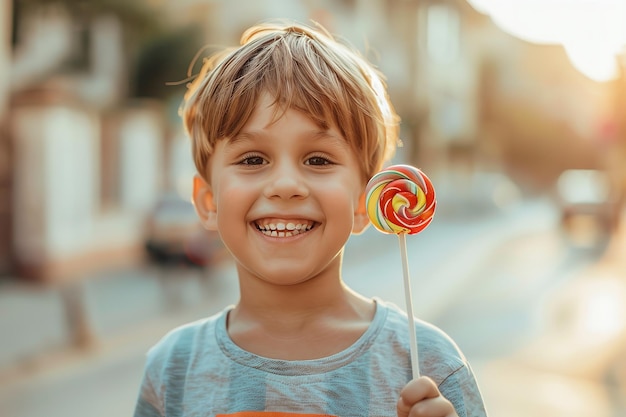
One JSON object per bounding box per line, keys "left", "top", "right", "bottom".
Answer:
{"left": 365, "top": 164, "right": 436, "bottom": 378}
{"left": 366, "top": 165, "right": 436, "bottom": 235}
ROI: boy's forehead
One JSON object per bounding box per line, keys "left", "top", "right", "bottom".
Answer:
{"left": 232, "top": 105, "right": 344, "bottom": 143}
{"left": 243, "top": 93, "right": 329, "bottom": 131}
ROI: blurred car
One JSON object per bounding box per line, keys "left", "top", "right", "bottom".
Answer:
{"left": 144, "top": 192, "right": 224, "bottom": 267}
{"left": 555, "top": 169, "right": 622, "bottom": 243}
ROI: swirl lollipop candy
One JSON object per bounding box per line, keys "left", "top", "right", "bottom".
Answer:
{"left": 365, "top": 164, "right": 436, "bottom": 378}
{"left": 366, "top": 165, "right": 436, "bottom": 235}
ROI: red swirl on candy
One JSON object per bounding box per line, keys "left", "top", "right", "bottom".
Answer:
{"left": 365, "top": 164, "right": 436, "bottom": 235}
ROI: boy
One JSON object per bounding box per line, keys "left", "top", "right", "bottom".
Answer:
{"left": 134, "top": 21, "right": 488, "bottom": 417}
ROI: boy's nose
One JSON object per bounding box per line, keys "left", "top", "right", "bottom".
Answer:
{"left": 263, "top": 163, "right": 309, "bottom": 200}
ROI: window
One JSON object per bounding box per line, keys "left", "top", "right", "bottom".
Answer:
{"left": 426, "top": 4, "right": 460, "bottom": 64}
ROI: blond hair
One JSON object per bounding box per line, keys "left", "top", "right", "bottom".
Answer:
{"left": 182, "top": 21, "right": 400, "bottom": 181}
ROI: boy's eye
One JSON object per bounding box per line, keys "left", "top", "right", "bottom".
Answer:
{"left": 240, "top": 155, "right": 266, "bottom": 165}
{"left": 305, "top": 156, "right": 331, "bottom": 166}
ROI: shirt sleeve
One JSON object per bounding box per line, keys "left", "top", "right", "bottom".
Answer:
{"left": 132, "top": 321, "right": 200, "bottom": 417}
{"left": 133, "top": 363, "right": 165, "bottom": 417}
{"left": 438, "top": 361, "right": 488, "bottom": 417}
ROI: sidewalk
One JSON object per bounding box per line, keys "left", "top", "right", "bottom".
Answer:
{"left": 0, "top": 261, "right": 241, "bottom": 385}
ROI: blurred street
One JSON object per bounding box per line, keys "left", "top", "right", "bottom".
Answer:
{"left": 1, "top": 190, "right": 625, "bottom": 417}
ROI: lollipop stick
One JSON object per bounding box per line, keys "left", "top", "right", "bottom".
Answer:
{"left": 398, "top": 232, "right": 420, "bottom": 378}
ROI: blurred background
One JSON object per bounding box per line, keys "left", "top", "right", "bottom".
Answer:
{"left": 1, "top": 0, "right": 626, "bottom": 416}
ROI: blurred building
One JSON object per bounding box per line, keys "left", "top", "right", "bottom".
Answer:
{"left": 3, "top": 1, "right": 181, "bottom": 282}
{"left": 1, "top": 0, "right": 625, "bottom": 282}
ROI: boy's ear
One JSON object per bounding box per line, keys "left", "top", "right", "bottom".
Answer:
{"left": 352, "top": 192, "right": 370, "bottom": 235}
{"left": 192, "top": 175, "right": 217, "bottom": 231}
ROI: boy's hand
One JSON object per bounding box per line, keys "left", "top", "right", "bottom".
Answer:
{"left": 397, "top": 376, "right": 459, "bottom": 417}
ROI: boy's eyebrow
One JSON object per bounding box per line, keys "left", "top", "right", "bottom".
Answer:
{"left": 225, "top": 132, "right": 256, "bottom": 146}
{"left": 310, "top": 131, "right": 352, "bottom": 150}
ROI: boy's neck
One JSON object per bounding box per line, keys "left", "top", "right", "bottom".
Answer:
{"left": 227, "top": 274, "right": 375, "bottom": 360}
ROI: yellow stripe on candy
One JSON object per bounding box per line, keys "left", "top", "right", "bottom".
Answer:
{"left": 366, "top": 182, "right": 385, "bottom": 229}
{"left": 392, "top": 194, "right": 409, "bottom": 212}
{"left": 412, "top": 188, "right": 426, "bottom": 214}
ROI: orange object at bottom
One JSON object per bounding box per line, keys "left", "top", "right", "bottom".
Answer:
{"left": 217, "top": 412, "right": 337, "bottom": 417}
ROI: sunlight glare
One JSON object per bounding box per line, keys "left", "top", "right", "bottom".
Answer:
{"left": 466, "top": 0, "right": 626, "bottom": 82}
{"left": 578, "top": 279, "right": 626, "bottom": 338}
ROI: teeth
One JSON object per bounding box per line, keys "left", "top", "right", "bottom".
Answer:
{"left": 256, "top": 220, "right": 314, "bottom": 237}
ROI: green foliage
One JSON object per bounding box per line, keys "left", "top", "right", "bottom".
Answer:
{"left": 17, "top": 0, "right": 165, "bottom": 43}
{"left": 132, "top": 25, "right": 205, "bottom": 100}
{"left": 16, "top": 0, "right": 207, "bottom": 100}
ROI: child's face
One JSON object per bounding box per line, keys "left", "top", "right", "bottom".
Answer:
{"left": 194, "top": 93, "right": 369, "bottom": 285}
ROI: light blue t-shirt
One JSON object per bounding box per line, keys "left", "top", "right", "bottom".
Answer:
{"left": 134, "top": 298, "right": 487, "bottom": 417}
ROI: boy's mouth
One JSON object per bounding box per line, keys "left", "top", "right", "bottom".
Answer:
{"left": 254, "top": 219, "right": 316, "bottom": 237}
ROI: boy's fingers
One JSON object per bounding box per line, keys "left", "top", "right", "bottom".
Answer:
{"left": 397, "top": 377, "right": 457, "bottom": 417}
{"left": 398, "top": 377, "right": 440, "bottom": 406}
{"left": 399, "top": 397, "right": 454, "bottom": 417}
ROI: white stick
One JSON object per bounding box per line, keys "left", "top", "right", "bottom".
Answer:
{"left": 398, "top": 232, "right": 420, "bottom": 379}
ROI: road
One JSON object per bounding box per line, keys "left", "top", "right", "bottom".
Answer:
{"left": 0, "top": 197, "right": 623, "bottom": 417}
{"left": 430, "top": 221, "right": 626, "bottom": 416}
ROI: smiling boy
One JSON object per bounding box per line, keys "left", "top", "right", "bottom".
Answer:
{"left": 133, "top": 21, "right": 487, "bottom": 417}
